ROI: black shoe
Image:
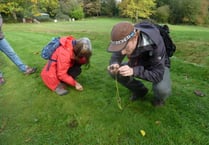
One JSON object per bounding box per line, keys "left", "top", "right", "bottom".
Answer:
{"left": 152, "top": 99, "right": 165, "bottom": 107}
{"left": 130, "top": 87, "right": 148, "bottom": 101}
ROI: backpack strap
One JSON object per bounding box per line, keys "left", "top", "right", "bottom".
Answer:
{"left": 46, "top": 40, "right": 76, "bottom": 71}
{"left": 46, "top": 59, "right": 57, "bottom": 71}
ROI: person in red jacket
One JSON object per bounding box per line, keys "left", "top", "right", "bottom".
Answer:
{"left": 41, "top": 36, "right": 92, "bottom": 96}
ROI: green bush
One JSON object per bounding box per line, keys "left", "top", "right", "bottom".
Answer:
{"left": 154, "top": 5, "right": 170, "bottom": 23}
{"left": 70, "top": 6, "right": 84, "bottom": 20}
{"left": 55, "top": 12, "right": 70, "bottom": 21}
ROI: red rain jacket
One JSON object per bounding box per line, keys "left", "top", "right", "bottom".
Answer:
{"left": 41, "top": 36, "right": 77, "bottom": 91}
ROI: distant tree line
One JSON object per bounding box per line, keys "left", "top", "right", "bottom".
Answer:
{"left": 0, "top": 0, "right": 208, "bottom": 25}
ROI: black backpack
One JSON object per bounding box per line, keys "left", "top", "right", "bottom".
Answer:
{"left": 136, "top": 21, "right": 176, "bottom": 57}
{"left": 154, "top": 24, "right": 176, "bottom": 57}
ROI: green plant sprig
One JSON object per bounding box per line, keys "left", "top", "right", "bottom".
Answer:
{"left": 115, "top": 75, "right": 123, "bottom": 110}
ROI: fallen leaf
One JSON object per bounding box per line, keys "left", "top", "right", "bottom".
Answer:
{"left": 25, "top": 138, "right": 31, "bottom": 142}
{"left": 194, "top": 90, "right": 205, "bottom": 97}
{"left": 140, "top": 130, "right": 146, "bottom": 137}
{"left": 155, "top": 120, "right": 161, "bottom": 125}
{"left": 33, "top": 52, "right": 40, "bottom": 55}
{"left": 68, "top": 119, "right": 78, "bottom": 128}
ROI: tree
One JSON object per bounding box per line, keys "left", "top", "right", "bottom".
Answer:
{"left": 101, "top": 0, "right": 118, "bottom": 16}
{"left": 118, "top": 0, "right": 129, "bottom": 17}
{"left": 70, "top": 5, "right": 84, "bottom": 20}
{"left": 36, "top": 0, "right": 59, "bottom": 18}
{"left": 155, "top": 0, "right": 209, "bottom": 24}
{"left": 56, "top": 0, "right": 84, "bottom": 20}
{"left": 0, "top": 0, "right": 59, "bottom": 21}
{"left": 196, "top": 0, "right": 209, "bottom": 24}
{"left": 0, "top": 1, "right": 23, "bottom": 21}
{"left": 182, "top": 0, "right": 200, "bottom": 24}
{"left": 83, "top": 0, "right": 101, "bottom": 16}
{"left": 154, "top": 5, "right": 170, "bottom": 23}
{"left": 118, "top": 0, "right": 156, "bottom": 22}
{"left": 155, "top": 0, "right": 169, "bottom": 7}
{"left": 169, "top": 0, "right": 200, "bottom": 24}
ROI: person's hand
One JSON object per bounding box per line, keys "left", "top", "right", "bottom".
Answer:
{"left": 107, "top": 64, "right": 120, "bottom": 75}
{"left": 118, "top": 65, "right": 133, "bottom": 76}
{"left": 75, "top": 82, "right": 83, "bottom": 91}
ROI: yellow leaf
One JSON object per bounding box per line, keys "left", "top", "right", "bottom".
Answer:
{"left": 155, "top": 120, "right": 161, "bottom": 125}
{"left": 140, "top": 130, "right": 146, "bottom": 137}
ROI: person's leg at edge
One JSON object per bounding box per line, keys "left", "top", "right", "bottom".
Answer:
{"left": 0, "top": 71, "right": 5, "bottom": 85}
{"left": 152, "top": 67, "right": 172, "bottom": 106}
{"left": 0, "top": 39, "right": 36, "bottom": 74}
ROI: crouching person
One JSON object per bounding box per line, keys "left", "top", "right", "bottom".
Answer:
{"left": 41, "top": 36, "right": 92, "bottom": 96}
{"left": 107, "top": 22, "right": 172, "bottom": 106}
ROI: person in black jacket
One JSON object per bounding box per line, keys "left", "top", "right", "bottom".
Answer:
{"left": 107, "top": 21, "right": 171, "bottom": 106}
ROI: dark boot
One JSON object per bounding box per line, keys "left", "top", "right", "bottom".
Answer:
{"left": 152, "top": 99, "right": 165, "bottom": 107}
{"left": 130, "top": 86, "right": 148, "bottom": 101}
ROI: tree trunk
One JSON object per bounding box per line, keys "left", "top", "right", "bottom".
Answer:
{"left": 12, "top": 12, "right": 17, "bottom": 21}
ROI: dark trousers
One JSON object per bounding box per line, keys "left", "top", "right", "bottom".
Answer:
{"left": 109, "top": 62, "right": 147, "bottom": 96}
{"left": 109, "top": 67, "right": 171, "bottom": 101}
{"left": 67, "top": 64, "right": 82, "bottom": 79}
{"left": 110, "top": 72, "right": 146, "bottom": 96}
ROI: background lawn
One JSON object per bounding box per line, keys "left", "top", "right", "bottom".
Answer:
{"left": 0, "top": 17, "right": 209, "bottom": 145}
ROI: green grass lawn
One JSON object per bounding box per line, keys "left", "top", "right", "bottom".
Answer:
{"left": 0, "top": 17, "right": 209, "bottom": 145}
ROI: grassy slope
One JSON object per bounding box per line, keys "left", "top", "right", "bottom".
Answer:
{"left": 0, "top": 18, "right": 208, "bottom": 145}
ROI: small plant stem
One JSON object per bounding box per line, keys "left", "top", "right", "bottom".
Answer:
{"left": 115, "top": 75, "right": 123, "bottom": 110}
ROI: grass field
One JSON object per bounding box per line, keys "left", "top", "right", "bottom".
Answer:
{"left": 0, "top": 17, "right": 209, "bottom": 145}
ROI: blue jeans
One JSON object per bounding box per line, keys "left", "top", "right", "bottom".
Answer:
{"left": 0, "top": 38, "right": 27, "bottom": 72}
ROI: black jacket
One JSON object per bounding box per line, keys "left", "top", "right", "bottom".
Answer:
{"left": 109, "top": 22, "right": 170, "bottom": 83}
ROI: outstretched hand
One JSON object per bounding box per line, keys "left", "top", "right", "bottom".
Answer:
{"left": 75, "top": 82, "right": 83, "bottom": 91}
{"left": 107, "top": 64, "right": 120, "bottom": 75}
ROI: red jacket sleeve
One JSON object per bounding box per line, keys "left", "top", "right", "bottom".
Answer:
{"left": 56, "top": 37, "right": 76, "bottom": 86}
